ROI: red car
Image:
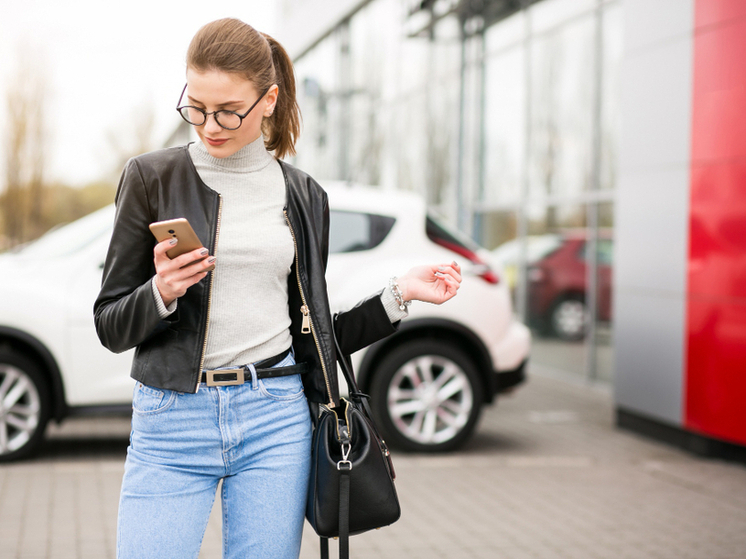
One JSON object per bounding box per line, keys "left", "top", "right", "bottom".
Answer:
{"left": 527, "top": 232, "right": 613, "bottom": 340}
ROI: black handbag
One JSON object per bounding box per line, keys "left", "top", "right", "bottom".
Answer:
{"left": 306, "top": 315, "right": 401, "bottom": 559}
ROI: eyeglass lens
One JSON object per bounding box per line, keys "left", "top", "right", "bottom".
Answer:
{"left": 178, "top": 107, "right": 243, "bottom": 130}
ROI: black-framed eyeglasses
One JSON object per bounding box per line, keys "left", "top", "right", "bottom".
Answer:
{"left": 175, "top": 83, "right": 270, "bottom": 130}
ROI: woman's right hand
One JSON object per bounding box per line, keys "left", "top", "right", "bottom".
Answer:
{"left": 153, "top": 239, "right": 216, "bottom": 307}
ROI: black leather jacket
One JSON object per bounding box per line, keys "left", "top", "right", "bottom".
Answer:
{"left": 93, "top": 145, "right": 398, "bottom": 406}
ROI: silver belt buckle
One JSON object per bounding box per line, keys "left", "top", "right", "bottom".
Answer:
{"left": 205, "top": 369, "right": 245, "bottom": 387}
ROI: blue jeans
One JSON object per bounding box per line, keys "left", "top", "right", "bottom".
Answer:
{"left": 117, "top": 351, "right": 312, "bottom": 559}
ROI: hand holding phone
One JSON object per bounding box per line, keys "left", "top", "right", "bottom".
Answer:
{"left": 149, "top": 218, "right": 215, "bottom": 272}
{"left": 149, "top": 218, "right": 216, "bottom": 306}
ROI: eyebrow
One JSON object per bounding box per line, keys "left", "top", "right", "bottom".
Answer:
{"left": 187, "top": 96, "right": 245, "bottom": 109}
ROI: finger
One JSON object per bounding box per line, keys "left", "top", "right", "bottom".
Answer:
{"left": 171, "top": 247, "right": 211, "bottom": 270}
{"left": 436, "top": 265, "right": 462, "bottom": 284}
{"left": 154, "top": 237, "right": 177, "bottom": 262}
{"left": 439, "top": 274, "right": 460, "bottom": 296}
{"left": 443, "top": 265, "right": 462, "bottom": 283}
{"left": 443, "top": 273, "right": 460, "bottom": 289}
{"left": 184, "top": 269, "right": 210, "bottom": 285}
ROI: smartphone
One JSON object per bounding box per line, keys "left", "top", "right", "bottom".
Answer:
{"left": 149, "top": 218, "right": 215, "bottom": 272}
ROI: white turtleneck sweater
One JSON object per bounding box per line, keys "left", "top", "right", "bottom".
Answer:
{"left": 151, "top": 135, "right": 407, "bottom": 369}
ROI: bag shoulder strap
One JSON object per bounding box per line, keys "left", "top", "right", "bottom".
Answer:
{"left": 317, "top": 315, "right": 356, "bottom": 559}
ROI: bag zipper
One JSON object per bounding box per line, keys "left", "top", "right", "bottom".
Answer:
{"left": 284, "top": 208, "right": 335, "bottom": 407}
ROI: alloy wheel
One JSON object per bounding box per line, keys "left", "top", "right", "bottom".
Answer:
{"left": 0, "top": 364, "right": 42, "bottom": 456}
{"left": 385, "top": 355, "right": 474, "bottom": 446}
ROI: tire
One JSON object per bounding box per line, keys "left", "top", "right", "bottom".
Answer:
{"left": 550, "top": 296, "right": 589, "bottom": 341}
{"left": 0, "top": 350, "right": 51, "bottom": 462}
{"left": 369, "top": 340, "right": 483, "bottom": 453}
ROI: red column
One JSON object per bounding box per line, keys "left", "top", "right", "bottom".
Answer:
{"left": 687, "top": 0, "right": 746, "bottom": 444}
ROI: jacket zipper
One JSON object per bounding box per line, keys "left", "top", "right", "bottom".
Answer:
{"left": 284, "top": 209, "right": 335, "bottom": 407}
{"left": 196, "top": 194, "right": 223, "bottom": 392}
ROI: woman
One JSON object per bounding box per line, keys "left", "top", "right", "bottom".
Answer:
{"left": 94, "top": 18, "right": 461, "bottom": 559}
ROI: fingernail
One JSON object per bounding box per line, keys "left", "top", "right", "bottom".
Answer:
{"left": 200, "top": 248, "right": 209, "bottom": 256}
{"left": 435, "top": 272, "right": 444, "bottom": 277}
{"left": 169, "top": 238, "right": 178, "bottom": 245}
{"left": 208, "top": 256, "right": 216, "bottom": 263}
{"left": 452, "top": 261, "right": 458, "bottom": 267}
{"left": 438, "top": 266, "right": 446, "bottom": 272}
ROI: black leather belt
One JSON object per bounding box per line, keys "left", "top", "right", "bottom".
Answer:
{"left": 200, "top": 348, "right": 306, "bottom": 387}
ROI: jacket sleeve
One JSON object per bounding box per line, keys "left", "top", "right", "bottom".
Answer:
{"left": 333, "top": 289, "right": 400, "bottom": 356}
{"left": 93, "top": 158, "right": 176, "bottom": 353}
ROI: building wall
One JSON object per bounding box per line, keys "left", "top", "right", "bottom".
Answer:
{"left": 616, "top": 0, "right": 746, "bottom": 448}
{"left": 282, "top": 0, "right": 746, "bottom": 448}
{"left": 613, "top": 0, "right": 693, "bottom": 424}
{"left": 278, "top": 0, "right": 375, "bottom": 58}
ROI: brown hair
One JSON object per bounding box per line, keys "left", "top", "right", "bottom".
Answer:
{"left": 186, "top": 18, "right": 301, "bottom": 159}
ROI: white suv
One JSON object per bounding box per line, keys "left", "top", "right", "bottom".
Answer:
{"left": 0, "top": 183, "right": 530, "bottom": 460}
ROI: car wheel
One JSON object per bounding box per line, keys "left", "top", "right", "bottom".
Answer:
{"left": 0, "top": 350, "right": 51, "bottom": 462}
{"left": 550, "top": 296, "right": 588, "bottom": 340}
{"left": 369, "top": 340, "right": 483, "bottom": 453}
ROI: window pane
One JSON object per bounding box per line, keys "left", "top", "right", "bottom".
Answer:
{"left": 528, "top": 15, "right": 594, "bottom": 200}
{"left": 593, "top": 202, "right": 615, "bottom": 382}
{"left": 530, "top": 0, "right": 596, "bottom": 35}
{"left": 294, "top": 37, "right": 341, "bottom": 179}
{"left": 601, "top": 2, "right": 623, "bottom": 191}
{"left": 484, "top": 45, "right": 526, "bottom": 206}
{"left": 329, "top": 210, "right": 395, "bottom": 254}
{"left": 525, "top": 204, "right": 588, "bottom": 377}
{"left": 485, "top": 11, "right": 524, "bottom": 53}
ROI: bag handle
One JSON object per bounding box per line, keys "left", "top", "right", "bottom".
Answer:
{"left": 332, "top": 314, "right": 376, "bottom": 420}
{"left": 331, "top": 313, "right": 360, "bottom": 395}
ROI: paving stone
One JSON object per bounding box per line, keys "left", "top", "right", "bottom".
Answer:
{"left": 3, "top": 367, "right": 746, "bottom": 558}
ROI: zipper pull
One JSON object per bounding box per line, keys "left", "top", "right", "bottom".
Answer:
{"left": 301, "top": 305, "right": 311, "bottom": 334}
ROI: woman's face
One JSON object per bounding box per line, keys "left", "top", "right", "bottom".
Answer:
{"left": 184, "top": 68, "right": 277, "bottom": 158}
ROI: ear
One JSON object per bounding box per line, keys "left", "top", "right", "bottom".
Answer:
{"left": 264, "top": 84, "right": 279, "bottom": 117}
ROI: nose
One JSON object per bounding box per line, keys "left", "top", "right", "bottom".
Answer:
{"left": 203, "top": 113, "right": 223, "bottom": 135}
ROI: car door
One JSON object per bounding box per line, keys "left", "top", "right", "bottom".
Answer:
{"left": 64, "top": 234, "right": 135, "bottom": 406}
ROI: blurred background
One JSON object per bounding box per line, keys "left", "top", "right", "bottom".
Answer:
{"left": 0, "top": 0, "right": 277, "bottom": 243}
{"left": 2, "top": 0, "right": 745, "bottom": 476}
{"left": 3, "top": 1, "right": 746, "bottom": 557}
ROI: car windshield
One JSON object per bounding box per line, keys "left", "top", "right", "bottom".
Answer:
{"left": 528, "top": 235, "right": 564, "bottom": 262}
{"left": 13, "top": 205, "right": 115, "bottom": 259}
{"left": 493, "top": 235, "right": 564, "bottom": 264}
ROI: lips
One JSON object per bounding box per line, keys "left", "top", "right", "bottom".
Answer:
{"left": 205, "top": 137, "right": 228, "bottom": 147}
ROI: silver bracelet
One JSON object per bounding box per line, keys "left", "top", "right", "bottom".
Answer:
{"left": 389, "top": 277, "right": 411, "bottom": 311}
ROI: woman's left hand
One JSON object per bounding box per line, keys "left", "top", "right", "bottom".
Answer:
{"left": 396, "top": 261, "right": 462, "bottom": 305}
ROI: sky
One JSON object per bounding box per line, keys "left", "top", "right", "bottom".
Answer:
{"left": 1, "top": 0, "right": 278, "bottom": 186}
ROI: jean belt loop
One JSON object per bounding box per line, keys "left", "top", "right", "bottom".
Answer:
{"left": 246, "top": 363, "right": 259, "bottom": 390}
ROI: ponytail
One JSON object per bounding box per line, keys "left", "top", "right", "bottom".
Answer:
{"left": 261, "top": 33, "right": 301, "bottom": 159}
{"left": 186, "top": 19, "right": 301, "bottom": 159}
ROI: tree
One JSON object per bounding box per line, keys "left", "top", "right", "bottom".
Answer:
{"left": 2, "top": 50, "right": 48, "bottom": 247}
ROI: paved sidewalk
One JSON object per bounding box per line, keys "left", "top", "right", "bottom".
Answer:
{"left": 1, "top": 367, "right": 745, "bottom": 558}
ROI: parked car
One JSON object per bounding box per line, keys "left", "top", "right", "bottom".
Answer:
{"left": 526, "top": 231, "right": 613, "bottom": 340}
{"left": 0, "top": 183, "right": 530, "bottom": 461}
{"left": 490, "top": 235, "right": 565, "bottom": 290}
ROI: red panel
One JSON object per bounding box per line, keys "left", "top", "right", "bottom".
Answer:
{"left": 687, "top": 1, "right": 746, "bottom": 445}
{"left": 686, "top": 299, "right": 746, "bottom": 444}
{"left": 691, "top": 17, "right": 746, "bottom": 162}
{"left": 695, "top": 0, "right": 746, "bottom": 29}
{"left": 689, "top": 163, "right": 746, "bottom": 300}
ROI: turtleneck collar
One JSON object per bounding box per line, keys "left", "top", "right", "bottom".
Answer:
{"left": 189, "top": 134, "right": 274, "bottom": 173}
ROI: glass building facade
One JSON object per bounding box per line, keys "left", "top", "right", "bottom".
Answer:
{"left": 288, "top": 0, "right": 622, "bottom": 383}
